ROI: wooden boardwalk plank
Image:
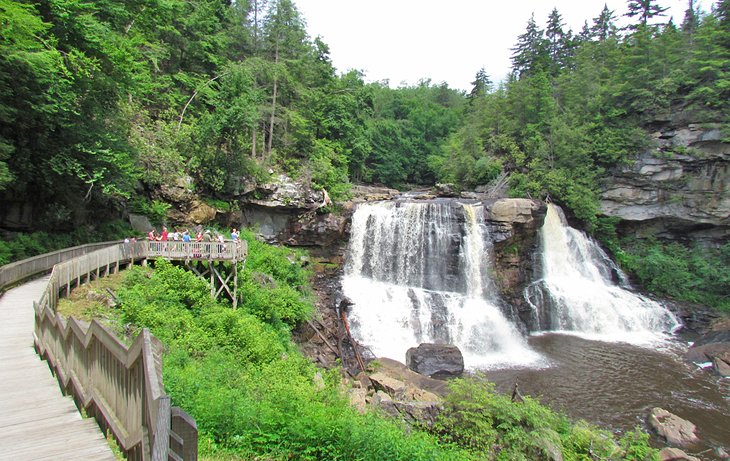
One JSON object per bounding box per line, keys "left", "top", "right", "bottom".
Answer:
{"left": 0, "top": 278, "right": 115, "bottom": 461}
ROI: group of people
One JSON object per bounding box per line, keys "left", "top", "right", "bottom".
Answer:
{"left": 147, "top": 226, "right": 241, "bottom": 244}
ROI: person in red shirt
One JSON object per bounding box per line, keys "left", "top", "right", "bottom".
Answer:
{"left": 158, "top": 226, "right": 169, "bottom": 241}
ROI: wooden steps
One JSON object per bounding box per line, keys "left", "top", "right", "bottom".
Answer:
{"left": 0, "top": 277, "right": 115, "bottom": 461}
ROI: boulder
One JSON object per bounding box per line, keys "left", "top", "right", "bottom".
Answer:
{"left": 187, "top": 199, "right": 217, "bottom": 224}
{"left": 370, "top": 390, "right": 400, "bottom": 418}
{"left": 685, "top": 341, "right": 730, "bottom": 363}
{"left": 434, "top": 183, "right": 458, "bottom": 197}
{"left": 348, "top": 388, "right": 368, "bottom": 414}
{"left": 128, "top": 213, "right": 153, "bottom": 234}
{"left": 713, "top": 352, "right": 730, "bottom": 377}
{"left": 658, "top": 447, "right": 700, "bottom": 461}
{"left": 369, "top": 372, "right": 407, "bottom": 396}
{"left": 406, "top": 343, "right": 464, "bottom": 378}
{"left": 242, "top": 174, "right": 329, "bottom": 211}
{"left": 648, "top": 408, "right": 700, "bottom": 448}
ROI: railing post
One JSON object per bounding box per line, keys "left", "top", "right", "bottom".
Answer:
{"left": 151, "top": 397, "right": 171, "bottom": 461}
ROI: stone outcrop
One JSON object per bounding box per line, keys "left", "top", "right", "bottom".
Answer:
{"left": 648, "top": 407, "right": 700, "bottom": 448}
{"left": 237, "top": 174, "right": 346, "bottom": 261}
{"left": 153, "top": 175, "right": 218, "bottom": 226}
{"left": 350, "top": 185, "right": 400, "bottom": 202}
{"left": 485, "top": 199, "right": 547, "bottom": 325}
{"left": 405, "top": 343, "right": 464, "bottom": 378}
{"left": 600, "top": 123, "right": 729, "bottom": 244}
{"left": 364, "top": 358, "right": 445, "bottom": 428}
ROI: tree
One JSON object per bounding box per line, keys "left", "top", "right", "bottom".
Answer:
{"left": 681, "top": 0, "right": 700, "bottom": 35}
{"left": 625, "top": 0, "right": 669, "bottom": 28}
{"left": 511, "top": 14, "right": 548, "bottom": 78}
{"left": 591, "top": 4, "right": 618, "bottom": 41}
{"left": 468, "top": 68, "right": 492, "bottom": 102}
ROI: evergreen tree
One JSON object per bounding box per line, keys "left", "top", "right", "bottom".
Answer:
{"left": 625, "top": 0, "right": 669, "bottom": 28}
{"left": 592, "top": 4, "right": 618, "bottom": 41}
{"left": 468, "top": 67, "right": 492, "bottom": 101}
{"left": 511, "top": 14, "right": 548, "bottom": 78}
{"left": 681, "top": 0, "right": 700, "bottom": 35}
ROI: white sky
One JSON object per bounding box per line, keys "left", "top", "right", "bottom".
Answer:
{"left": 295, "top": 0, "right": 715, "bottom": 91}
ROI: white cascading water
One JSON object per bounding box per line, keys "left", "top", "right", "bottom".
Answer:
{"left": 525, "top": 203, "right": 680, "bottom": 344}
{"left": 343, "top": 200, "right": 541, "bottom": 369}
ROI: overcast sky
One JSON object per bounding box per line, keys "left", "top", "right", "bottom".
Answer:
{"left": 295, "top": 0, "right": 715, "bottom": 91}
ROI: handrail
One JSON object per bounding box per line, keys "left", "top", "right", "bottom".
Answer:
{"left": 3, "top": 241, "right": 198, "bottom": 461}
{"left": 0, "top": 240, "right": 121, "bottom": 292}
{"left": 143, "top": 239, "right": 248, "bottom": 261}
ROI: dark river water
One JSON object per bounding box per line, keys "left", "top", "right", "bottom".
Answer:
{"left": 484, "top": 333, "right": 730, "bottom": 459}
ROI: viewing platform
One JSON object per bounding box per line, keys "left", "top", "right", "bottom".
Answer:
{"left": 130, "top": 240, "right": 248, "bottom": 308}
{"left": 131, "top": 240, "right": 248, "bottom": 263}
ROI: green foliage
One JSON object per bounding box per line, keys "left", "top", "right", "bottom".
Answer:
{"left": 131, "top": 199, "right": 171, "bottom": 225}
{"left": 432, "top": 376, "right": 658, "bottom": 461}
{"left": 238, "top": 230, "right": 313, "bottom": 328}
{"left": 620, "top": 240, "right": 730, "bottom": 312}
{"left": 0, "top": 219, "right": 133, "bottom": 266}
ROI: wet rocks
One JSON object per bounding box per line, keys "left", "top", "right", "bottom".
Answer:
{"left": 485, "top": 198, "right": 547, "bottom": 324}
{"left": 658, "top": 447, "right": 701, "bottom": 461}
{"left": 405, "top": 343, "right": 464, "bottom": 378}
{"left": 648, "top": 408, "right": 700, "bottom": 448}
{"left": 686, "top": 319, "right": 730, "bottom": 377}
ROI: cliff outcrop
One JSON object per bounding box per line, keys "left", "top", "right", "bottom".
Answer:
{"left": 600, "top": 123, "right": 729, "bottom": 244}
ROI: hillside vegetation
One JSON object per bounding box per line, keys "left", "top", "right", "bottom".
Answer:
{"left": 59, "top": 233, "right": 660, "bottom": 460}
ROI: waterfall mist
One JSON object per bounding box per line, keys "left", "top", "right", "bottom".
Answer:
{"left": 343, "top": 200, "right": 541, "bottom": 369}
{"left": 525, "top": 203, "right": 680, "bottom": 343}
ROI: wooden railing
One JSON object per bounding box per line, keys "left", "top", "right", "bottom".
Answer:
{"left": 143, "top": 240, "right": 248, "bottom": 262}
{"left": 1, "top": 242, "right": 198, "bottom": 461}
{"left": 0, "top": 241, "right": 120, "bottom": 292}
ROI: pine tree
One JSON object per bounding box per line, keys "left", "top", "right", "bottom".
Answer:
{"left": 511, "top": 14, "right": 547, "bottom": 78}
{"left": 546, "top": 8, "right": 565, "bottom": 63}
{"left": 592, "top": 4, "right": 618, "bottom": 40}
{"left": 625, "top": 0, "right": 669, "bottom": 28}
{"left": 681, "top": 0, "right": 699, "bottom": 35}
{"left": 468, "top": 68, "right": 492, "bottom": 101}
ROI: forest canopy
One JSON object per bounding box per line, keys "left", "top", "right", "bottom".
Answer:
{"left": 1, "top": 0, "right": 728, "bottom": 229}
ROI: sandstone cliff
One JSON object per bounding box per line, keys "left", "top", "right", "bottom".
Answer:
{"left": 600, "top": 123, "right": 729, "bottom": 244}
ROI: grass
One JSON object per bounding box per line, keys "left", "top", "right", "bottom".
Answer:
{"left": 56, "top": 271, "right": 128, "bottom": 339}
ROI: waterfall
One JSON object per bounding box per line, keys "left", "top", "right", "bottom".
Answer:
{"left": 525, "top": 204, "right": 680, "bottom": 344}
{"left": 343, "top": 200, "right": 541, "bottom": 369}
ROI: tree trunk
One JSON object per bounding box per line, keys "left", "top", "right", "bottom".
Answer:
{"left": 267, "top": 42, "right": 279, "bottom": 156}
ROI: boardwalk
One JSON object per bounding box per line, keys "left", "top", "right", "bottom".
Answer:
{"left": 0, "top": 277, "right": 115, "bottom": 461}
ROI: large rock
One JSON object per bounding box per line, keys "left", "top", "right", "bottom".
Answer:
{"left": 236, "top": 174, "right": 348, "bottom": 260}
{"left": 350, "top": 185, "right": 400, "bottom": 202}
{"left": 658, "top": 447, "right": 700, "bottom": 461}
{"left": 367, "top": 360, "right": 443, "bottom": 428}
{"left": 648, "top": 408, "right": 700, "bottom": 448}
{"left": 485, "top": 198, "right": 547, "bottom": 330}
{"left": 406, "top": 343, "right": 464, "bottom": 378}
{"left": 242, "top": 174, "right": 329, "bottom": 211}
{"left": 686, "top": 324, "right": 730, "bottom": 377}
{"left": 600, "top": 123, "right": 729, "bottom": 244}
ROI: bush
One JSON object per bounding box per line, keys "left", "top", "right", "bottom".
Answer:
{"left": 432, "top": 376, "right": 658, "bottom": 461}
{"left": 620, "top": 240, "right": 730, "bottom": 312}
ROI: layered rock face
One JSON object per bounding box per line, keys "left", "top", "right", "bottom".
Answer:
{"left": 600, "top": 124, "right": 729, "bottom": 244}
{"left": 485, "top": 198, "right": 547, "bottom": 312}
